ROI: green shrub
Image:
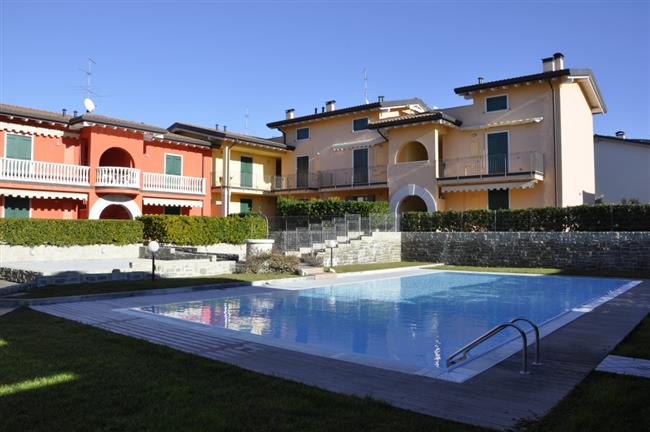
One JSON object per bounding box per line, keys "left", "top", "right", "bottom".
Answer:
{"left": 276, "top": 197, "right": 389, "bottom": 219}
{"left": 139, "top": 214, "right": 266, "bottom": 245}
{"left": 243, "top": 253, "right": 300, "bottom": 274}
{"left": 401, "top": 204, "right": 650, "bottom": 232}
{"left": 0, "top": 219, "right": 143, "bottom": 246}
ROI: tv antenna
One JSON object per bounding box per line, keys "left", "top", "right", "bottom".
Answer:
{"left": 363, "top": 67, "right": 369, "bottom": 104}
{"left": 80, "top": 58, "right": 97, "bottom": 112}
{"left": 245, "top": 107, "right": 250, "bottom": 133}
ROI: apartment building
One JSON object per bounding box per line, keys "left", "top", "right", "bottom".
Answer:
{"left": 594, "top": 132, "right": 650, "bottom": 204}
{"left": 0, "top": 104, "right": 212, "bottom": 219}
{"left": 0, "top": 53, "right": 607, "bottom": 220}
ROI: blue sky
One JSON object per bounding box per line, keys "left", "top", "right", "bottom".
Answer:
{"left": 1, "top": 0, "right": 648, "bottom": 138}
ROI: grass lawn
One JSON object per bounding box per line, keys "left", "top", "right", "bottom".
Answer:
{"left": 7, "top": 273, "right": 297, "bottom": 299}
{"left": 430, "top": 265, "right": 650, "bottom": 279}
{"left": 333, "top": 261, "right": 429, "bottom": 273}
{"left": 0, "top": 308, "right": 479, "bottom": 432}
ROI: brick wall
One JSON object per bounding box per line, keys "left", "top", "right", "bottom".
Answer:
{"left": 401, "top": 232, "right": 650, "bottom": 272}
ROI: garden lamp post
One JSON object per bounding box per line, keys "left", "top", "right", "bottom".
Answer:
{"left": 148, "top": 240, "right": 160, "bottom": 281}
{"left": 324, "top": 239, "right": 337, "bottom": 269}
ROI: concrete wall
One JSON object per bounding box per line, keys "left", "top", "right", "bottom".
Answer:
{"left": 595, "top": 137, "right": 650, "bottom": 204}
{"left": 402, "top": 231, "right": 650, "bottom": 272}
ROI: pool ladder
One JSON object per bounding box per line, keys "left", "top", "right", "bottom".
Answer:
{"left": 446, "top": 317, "right": 542, "bottom": 375}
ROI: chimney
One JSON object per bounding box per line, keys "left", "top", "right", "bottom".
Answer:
{"left": 223, "top": 125, "right": 227, "bottom": 132}
{"left": 314, "top": 108, "right": 318, "bottom": 114}
{"left": 62, "top": 108, "right": 67, "bottom": 116}
{"left": 478, "top": 77, "right": 484, "bottom": 84}
{"left": 378, "top": 95, "right": 384, "bottom": 103}
{"left": 542, "top": 56, "right": 555, "bottom": 72}
{"left": 615, "top": 131, "right": 626, "bottom": 139}
{"left": 215, "top": 123, "right": 219, "bottom": 130}
{"left": 285, "top": 108, "right": 295, "bottom": 120}
{"left": 553, "top": 52, "right": 565, "bottom": 70}
{"left": 73, "top": 110, "right": 78, "bottom": 117}
{"left": 325, "top": 100, "right": 336, "bottom": 112}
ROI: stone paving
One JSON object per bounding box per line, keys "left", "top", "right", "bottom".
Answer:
{"left": 596, "top": 355, "right": 650, "bottom": 378}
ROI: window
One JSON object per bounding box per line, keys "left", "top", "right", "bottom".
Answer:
{"left": 165, "top": 154, "right": 182, "bottom": 176}
{"left": 296, "top": 156, "right": 309, "bottom": 188}
{"left": 239, "top": 198, "right": 253, "bottom": 214}
{"left": 353, "top": 148, "right": 368, "bottom": 184}
{"left": 488, "top": 190, "right": 509, "bottom": 210}
{"left": 5, "top": 134, "right": 32, "bottom": 160}
{"left": 485, "top": 95, "right": 508, "bottom": 112}
{"left": 352, "top": 117, "right": 369, "bottom": 132}
{"left": 486, "top": 131, "right": 509, "bottom": 174}
{"left": 240, "top": 156, "right": 253, "bottom": 188}
{"left": 4, "top": 196, "right": 30, "bottom": 218}
{"left": 163, "top": 206, "right": 181, "bottom": 215}
{"left": 296, "top": 127, "right": 310, "bottom": 140}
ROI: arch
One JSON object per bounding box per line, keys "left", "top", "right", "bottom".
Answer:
{"left": 396, "top": 141, "right": 428, "bottom": 163}
{"left": 99, "top": 147, "right": 134, "bottom": 168}
{"left": 89, "top": 194, "right": 142, "bottom": 220}
{"left": 99, "top": 204, "right": 132, "bottom": 220}
{"left": 390, "top": 184, "right": 436, "bottom": 218}
{"left": 398, "top": 195, "right": 428, "bottom": 213}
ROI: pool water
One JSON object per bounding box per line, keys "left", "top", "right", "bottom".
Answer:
{"left": 137, "top": 272, "right": 632, "bottom": 374}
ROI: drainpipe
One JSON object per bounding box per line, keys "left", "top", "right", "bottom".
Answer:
{"left": 547, "top": 80, "right": 559, "bottom": 207}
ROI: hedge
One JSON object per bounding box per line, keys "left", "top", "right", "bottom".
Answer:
{"left": 276, "top": 197, "right": 390, "bottom": 219}
{"left": 139, "top": 214, "right": 267, "bottom": 245}
{"left": 401, "top": 204, "right": 650, "bottom": 232}
{"left": 0, "top": 219, "right": 143, "bottom": 246}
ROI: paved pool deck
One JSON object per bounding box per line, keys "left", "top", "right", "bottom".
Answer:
{"left": 32, "top": 270, "right": 650, "bottom": 430}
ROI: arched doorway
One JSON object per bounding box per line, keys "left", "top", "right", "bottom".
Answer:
{"left": 390, "top": 184, "right": 437, "bottom": 218}
{"left": 99, "top": 204, "right": 132, "bottom": 219}
{"left": 398, "top": 195, "right": 428, "bottom": 213}
{"left": 99, "top": 147, "right": 134, "bottom": 167}
{"left": 396, "top": 141, "right": 428, "bottom": 163}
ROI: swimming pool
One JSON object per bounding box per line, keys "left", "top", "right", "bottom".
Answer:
{"left": 135, "top": 271, "right": 638, "bottom": 380}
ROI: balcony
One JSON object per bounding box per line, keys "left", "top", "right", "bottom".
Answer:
{"left": 95, "top": 166, "right": 140, "bottom": 189}
{"left": 142, "top": 172, "right": 205, "bottom": 195}
{"left": 318, "top": 165, "right": 388, "bottom": 189}
{"left": 437, "top": 151, "right": 544, "bottom": 184}
{"left": 0, "top": 157, "right": 90, "bottom": 186}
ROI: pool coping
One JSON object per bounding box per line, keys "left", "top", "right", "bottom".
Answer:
{"left": 31, "top": 268, "right": 650, "bottom": 430}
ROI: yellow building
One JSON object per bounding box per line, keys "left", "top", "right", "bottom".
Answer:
{"left": 171, "top": 53, "right": 606, "bottom": 217}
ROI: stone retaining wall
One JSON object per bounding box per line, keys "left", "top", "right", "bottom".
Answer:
{"left": 402, "top": 231, "right": 650, "bottom": 272}
{"left": 318, "top": 232, "right": 402, "bottom": 266}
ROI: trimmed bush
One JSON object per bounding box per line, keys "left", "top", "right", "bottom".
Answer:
{"left": 139, "top": 214, "right": 266, "bottom": 245}
{"left": 243, "top": 253, "right": 300, "bottom": 274}
{"left": 276, "top": 197, "right": 390, "bottom": 219}
{"left": 401, "top": 204, "right": 650, "bottom": 232}
{"left": 0, "top": 219, "right": 143, "bottom": 247}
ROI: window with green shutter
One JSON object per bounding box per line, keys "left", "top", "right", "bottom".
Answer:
{"left": 240, "top": 156, "right": 253, "bottom": 188}
{"left": 165, "top": 154, "right": 182, "bottom": 176}
{"left": 239, "top": 198, "right": 253, "bottom": 214}
{"left": 6, "top": 134, "right": 32, "bottom": 160}
{"left": 4, "top": 196, "right": 30, "bottom": 218}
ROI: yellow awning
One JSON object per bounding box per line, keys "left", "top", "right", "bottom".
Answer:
{"left": 441, "top": 180, "right": 538, "bottom": 193}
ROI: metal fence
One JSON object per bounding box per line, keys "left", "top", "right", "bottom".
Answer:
{"left": 269, "top": 213, "right": 399, "bottom": 252}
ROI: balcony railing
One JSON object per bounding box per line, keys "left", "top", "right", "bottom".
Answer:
{"left": 0, "top": 157, "right": 90, "bottom": 186}
{"left": 318, "top": 165, "right": 388, "bottom": 189}
{"left": 438, "top": 151, "right": 544, "bottom": 180}
{"left": 142, "top": 172, "right": 205, "bottom": 194}
{"left": 95, "top": 166, "right": 140, "bottom": 188}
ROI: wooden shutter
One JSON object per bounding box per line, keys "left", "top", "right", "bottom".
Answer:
{"left": 6, "top": 134, "right": 32, "bottom": 160}
{"left": 165, "top": 155, "right": 182, "bottom": 175}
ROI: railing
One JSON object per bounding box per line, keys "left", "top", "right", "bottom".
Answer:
{"left": 215, "top": 173, "right": 274, "bottom": 191}
{"left": 143, "top": 172, "right": 204, "bottom": 194}
{"left": 95, "top": 166, "right": 140, "bottom": 188}
{"left": 0, "top": 157, "right": 90, "bottom": 186}
{"left": 438, "top": 151, "right": 544, "bottom": 179}
{"left": 318, "top": 165, "right": 388, "bottom": 189}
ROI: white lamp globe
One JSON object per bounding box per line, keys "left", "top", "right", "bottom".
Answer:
{"left": 148, "top": 240, "right": 160, "bottom": 253}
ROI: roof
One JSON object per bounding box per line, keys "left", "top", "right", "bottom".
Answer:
{"left": 168, "top": 122, "right": 294, "bottom": 151}
{"left": 69, "top": 113, "right": 168, "bottom": 134}
{"left": 454, "top": 68, "right": 606, "bottom": 113}
{"left": 266, "top": 98, "right": 430, "bottom": 128}
{"left": 0, "top": 103, "right": 70, "bottom": 124}
{"left": 594, "top": 134, "right": 650, "bottom": 147}
{"left": 156, "top": 132, "right": 211, "bottom": 148}
{"left": 368, "top": 111, "right": 462, "bottom": 129}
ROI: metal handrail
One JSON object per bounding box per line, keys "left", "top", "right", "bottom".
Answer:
{"left": 446, "top": 322, "right": 530, "bottom": 374}
{"left": 510, "top": 317, "right": 542, "bottom": 366}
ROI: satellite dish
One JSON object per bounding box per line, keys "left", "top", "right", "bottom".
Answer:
{"left": 83, "top": 98, "right": 96, "bottom": 113}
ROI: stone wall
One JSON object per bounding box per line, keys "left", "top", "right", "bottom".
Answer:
{"left": 402, "top": 231, "right": 650, "bottom": 272}
{"left": 317, "top": 232, "right": 402, "bottom": 266}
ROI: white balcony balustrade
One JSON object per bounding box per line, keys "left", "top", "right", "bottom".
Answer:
{"left": 0, "top": 157, "right": 90, "bottom": 186}
{"left": 142, "top": 172, "right": 205, "bottom": 194}
{"left": 95, "top": 166, "right": 140, "bottom": 188}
